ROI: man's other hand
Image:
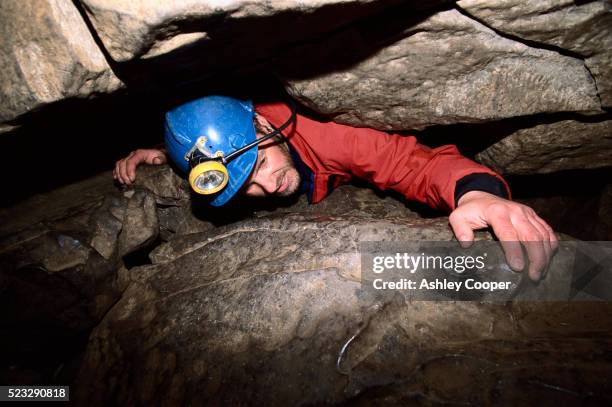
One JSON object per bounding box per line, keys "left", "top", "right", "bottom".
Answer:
{"left": 449, "top": 190, "right": 558, "bottom": 281}
{"left": 113, "top": 148, "right": 167, "bottom": 185}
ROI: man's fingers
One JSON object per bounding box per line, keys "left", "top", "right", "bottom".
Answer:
{"left": 448, "top": 212, "right": 476, "bottom": 248}
{"left": 533, "top": 216, "right": 559, "bottom": 251}
{"left": 522, "top": 240, "right": 548, "bottom": 281}
{"left": 118, "top": 159, "right": 132, "bottom": 185}
{"left": 511, "top": 216, "right": 549, "bottom": 281}
{"left": 489, "top": 214, "right": 524, "bottom": 271}
{"left": 125, "top": 157, "right": 139, "bottom": 183}
{"left": 527, "top": 216, "right": 552, "bottom": 267}
{"left": 114, "top": 161, "right": 124, "bottom": 183}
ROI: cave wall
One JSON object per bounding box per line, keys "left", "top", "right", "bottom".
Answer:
{"left": 2, "top": 2, "right": 612, "bottom": 402}
{"left": 1, "top": 0, "right": 611, "bottom": 178}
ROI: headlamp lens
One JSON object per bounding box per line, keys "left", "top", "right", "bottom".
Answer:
{"left": 194, "top": 170, "right": 225, "bottom": 191}
{"left": 189, "top": 160, "right": 229, "bottom": 195}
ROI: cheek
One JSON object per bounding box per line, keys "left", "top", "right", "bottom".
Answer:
{"left": 287, "top": 168, "right": 301, "bottom": 190}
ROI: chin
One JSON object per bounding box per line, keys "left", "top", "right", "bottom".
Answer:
{"left": 279, "top": 168, "right": 301, "bottom": 197}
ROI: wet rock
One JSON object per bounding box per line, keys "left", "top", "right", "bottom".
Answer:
{"left": 283, "top": 8, "right": 601, "bottom": 131}
{"left": 0, "top": 0, "right": 123, "bottom": 129}
{"left": 476, "top": 119, "right": 612, "bottom": 175}
{"left": 73, "top": 205, "right": 612, "bottom": 405}
{"left": 457, "top": 0, "right": 612, "bottom": 107}
{"left": 0, "top": 230, "right": 90, "bottom": 273}
{"left": 30, "top": 233, "right": 91, "bottom": 273}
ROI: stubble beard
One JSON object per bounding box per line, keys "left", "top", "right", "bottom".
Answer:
{"left": 276, "top": 166, "right": 301, "bottom": 197}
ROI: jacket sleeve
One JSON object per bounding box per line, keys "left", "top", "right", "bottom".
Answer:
{"left": 314, "top": 122, "right": 511, "bottom": 213}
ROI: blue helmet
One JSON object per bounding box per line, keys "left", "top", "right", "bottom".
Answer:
{"left": 164, "top": 96, "right": 258, "bottom": 206}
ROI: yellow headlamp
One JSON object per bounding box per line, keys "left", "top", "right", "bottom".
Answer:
{"left": 188, "top": 161, "right": 229, "bottom": 195}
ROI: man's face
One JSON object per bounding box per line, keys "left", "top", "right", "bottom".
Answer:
{"left": 242, "top": 132, "right": 301, "bottom": 198}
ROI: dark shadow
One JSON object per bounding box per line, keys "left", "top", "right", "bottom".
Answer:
{"left": 506, "top": 167, "right": 612, "bottom": 199}
{"left": 415, "top": 111, "right": 612, "bottom": 156}
{"left": 108, "top": 0, "right": 454, "bottom": 91}
{"left": 0, "top": 265, "right": 93, "bottom": 385}
{"left": 1, "top": 91, "right": 165, "bottom": 207}
{"left": 189, "top": 188, "right": 303, "bottom": 227}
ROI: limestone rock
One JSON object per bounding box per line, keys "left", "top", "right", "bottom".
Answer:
{"left": 457, "top": 0, "right": 612, "bottom": 107}
{"left": 0, "top": 0, "right": 123, "bottom": 128}
{"left": 73, "top": 211, "right": 612, "bottom": 405}
{"left": 78, "top": 0, "right": 405, "bottom": 62}
{"left": 89, "top": 196, "right": 126, "bottom": 260}
{"left": 117, "top": 189, "right": 159, "bottom": 257}
{"left": 135, "top": 165, "right": 191, "bottom": 205}
{"left": 283, "top": 9, "right": 601, "bottom": 131}
{"left": 476, "top": 119, "right": 612, "bottom": 175}
{"left": 149, "top": 184, "right": 421, "bottom": 264}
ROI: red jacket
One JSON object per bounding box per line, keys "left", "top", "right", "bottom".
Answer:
{"left": 256, "top": 102, "right": 510, "bottom": 213}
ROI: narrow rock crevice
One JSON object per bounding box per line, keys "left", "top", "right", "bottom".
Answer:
{"left": 70, "top": 0, "right": 128, "bottom": 84}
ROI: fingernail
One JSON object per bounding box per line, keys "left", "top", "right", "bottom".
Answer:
{"left": 510, "top": 258, "right": 524, "bottom": 271}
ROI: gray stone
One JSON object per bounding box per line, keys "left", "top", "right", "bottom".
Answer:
{"left": 89, "top": 196, "right": 126, "bottom": 260}
{"left": 0, "top": 171, "right": 117, "bottom": 240}
{"left": 23, "top": 232, "right": 91, "bottom": 272}
{"left": 283, "top": 9, "right": 601, "bottom": 131}
{"left": 73, "top": 210, "right": 612, "bottom": 405}
{"left": 79, "top": 0, "right": 405, "bottom": 62}
{"left": 476, "top": 119, "right": 612, "bottom": 175}
{"left": 0, "top": 0, "right": 123, "bottom": 126}
{"left": 136, "top": 165, "right": 191, "bottom": 204}
{"left": 117, "top": 189, "right": 159, "bottom": 257}
{"left": 458, "top": 0, "right": 612, "bottom": 107}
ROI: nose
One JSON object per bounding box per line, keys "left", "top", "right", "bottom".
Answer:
{"left": 253, "top": 171, "right": 278, "bottom": 194}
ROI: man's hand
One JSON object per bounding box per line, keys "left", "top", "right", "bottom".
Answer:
{"left": 449, "top": 190, "right": 558, "bottom": 281}
{"left": 113, "top": 148, "right": 167, "bottom": 185}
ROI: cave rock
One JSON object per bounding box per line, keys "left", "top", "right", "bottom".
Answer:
{"left": 0, "top": 0, "right": 123, "bottom": 129}
{"left": 283, "top": 8, "right": 601, "bottom": 131}
{"left": 476, "top": 119, "right": 612, "bottom": 175}
{"left": 457, "top": 0, "right": 612, "bottom": 108}
{"left": 72, "top": 201, "right": 610, "bottom": 405}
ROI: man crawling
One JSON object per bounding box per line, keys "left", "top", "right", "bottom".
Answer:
{"left": 114, "top": 96, "right": 558, "bottom": 281}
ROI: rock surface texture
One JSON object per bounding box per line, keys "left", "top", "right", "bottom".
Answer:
{"left": 1, "top": 165, "right": 611, "bottom": 404}
{"left": 78, "top": 0, "right": 404, "bottom": 62}
{"left": 283, "top": 8, "right": 601, "bottom": 130}
{"left": 0, "top": 0, "right": 123, "bottom": 130}
{"left": 476, "top": 119, "right": 612, "bottom": 175}
{"left": 1, "top": 0, "right": 610, "bottom": 174}
{"left": 458, "top": 0, "right": 612, "bottom": 108}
